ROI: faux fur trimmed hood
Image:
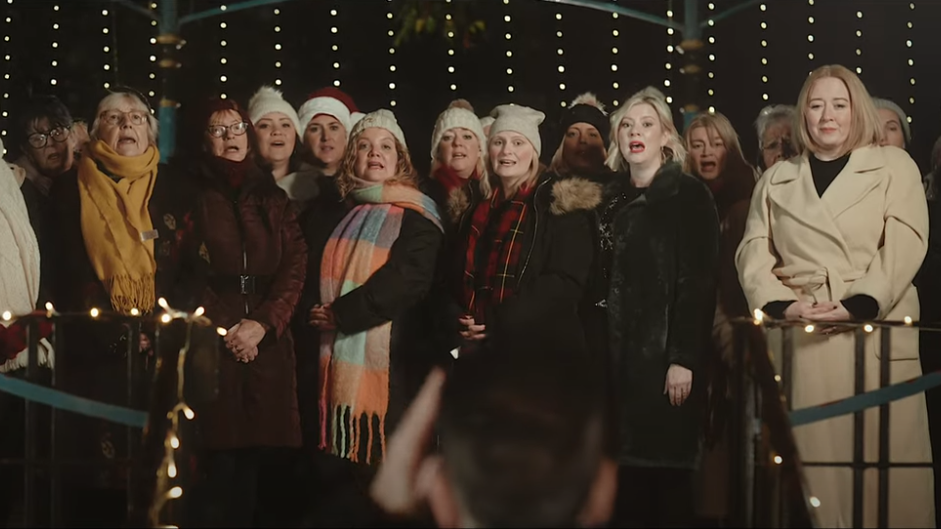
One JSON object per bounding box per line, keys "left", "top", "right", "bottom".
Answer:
{"left": 446, "top": 175, "right": 602, "bottom": 224}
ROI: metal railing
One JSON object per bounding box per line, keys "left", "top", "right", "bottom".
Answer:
{"left": 730, "top": 317, "right": 939, "bottom": 528}
{"left": 0, "top": 305, "right": 218, "bottom": 528}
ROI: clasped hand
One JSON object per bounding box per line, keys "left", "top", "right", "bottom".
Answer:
{"left": 225, "top": 319, "right": 266, "bottom": 363}
{"left": 309, "top": 303, "right": 337, "bottom": 331}
{"left": 784, "top": 300, "right": 852, "bottom": 335}
{"left": 458, "top": 315, "right": 487, "bottom": 342}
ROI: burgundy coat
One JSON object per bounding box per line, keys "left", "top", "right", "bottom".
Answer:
{"left": 189, "top": 157, "right": 307, "bottom": 450}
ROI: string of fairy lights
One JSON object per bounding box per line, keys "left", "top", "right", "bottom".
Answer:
{"left": 610, "top": 0, "right": 619, "bottom": 107}
{"left": 854, "top": 8, "right": 863, "bottom": 76}
{"left": 387, "top": 1, "right": 397, "bottom": 106}
{"left": 557, "top": 10, "right": 565, "bottom": 108}
{"left": 149, "top": 2, "right": 158, "bottom": 98}
{"left": 807, "top": 0, "right": 815, "bottom": 66}
{"left": 445, "top": 1, "right": 455, "bottom": 93}
{"left": 505, "top": 0, "right": 513, "bottom": 94}
{"left": 906, "top": 2, "right": 915, "bottom": 127}
{"left": 1, "top": 1, "right": 10, "bottom": 147}
{"left": 273, "top": 6, "right": 282, "bottom": 87}
{"left": 148, "top": 297, "right": 215, "bottom": 527}
{"left": 331, "top": 5, "right": 340, "bottom": 88}
{"left": 219, "top": 5, "right": 228, "bottom": 99}
{"left": 705, "top": 2, "right": 715, "bottom": 113}
{"left": 50, "top": 4, "right": 59, "bottom": 87}
{"left": 102, "top": 5, "right": 113, "bottom": 89}
{"left": 759, "top": 3, "right": 769, "bottom": 102}
{"left": 664, "top": 5, "right": 675, "bottom": 106}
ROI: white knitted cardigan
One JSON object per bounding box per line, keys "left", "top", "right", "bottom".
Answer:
{"left": 0, "top": 138, "right": 52, "bottom": 372}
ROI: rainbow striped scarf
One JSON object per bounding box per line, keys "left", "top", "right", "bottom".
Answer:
{"left": 319, "top": 183, "right": 441, "bottom": 464}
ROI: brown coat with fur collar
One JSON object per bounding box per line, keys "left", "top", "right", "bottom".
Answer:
{"left": 446, "top": 173, "right": 601, "bottom": 356}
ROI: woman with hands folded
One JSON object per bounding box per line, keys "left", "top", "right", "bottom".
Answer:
{"left": 184, "top": 97, "right": 307, "bottom": 526}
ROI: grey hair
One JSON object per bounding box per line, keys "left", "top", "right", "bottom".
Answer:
{"left": 872, "top": 97, "right": 911, "bottom": 145}
{"left": 754, "top": 105, "right": 796, "bottom": 149}
{"left": 89, "top": 92, "right": 159, "bottom": 147}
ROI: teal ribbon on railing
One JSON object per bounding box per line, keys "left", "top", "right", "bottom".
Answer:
{"left": 789, "top": 370, "right": 941, "bottom": 427}
{"left": 0, "top": 374, "right": 148, "bottom": 428}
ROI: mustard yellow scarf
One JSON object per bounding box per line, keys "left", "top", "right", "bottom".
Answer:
{"left": 77, "top": 140, "right": 159, "bottom": 314}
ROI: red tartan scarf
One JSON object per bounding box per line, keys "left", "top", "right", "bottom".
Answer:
{"left": 433, "top": 164, "right": 479, "bottom": 196}
{"left": 461, "top": 183, "right": 536, "bottom": 323}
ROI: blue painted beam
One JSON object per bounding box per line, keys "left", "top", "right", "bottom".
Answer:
{"left": 704, "top": 0, "right": 762, "bottom": 27}
{"left": 543, "top": 0, "right": 683, "bottom": 31}
{"left": 178, "top": 0, "right": 298, "bottom": 27}
{"left": 111, "top": 0, "right": 158, "bottom": 22}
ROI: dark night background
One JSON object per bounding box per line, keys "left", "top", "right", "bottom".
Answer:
{"left": 1, "top": 0, "right": 938, "bottom": 175}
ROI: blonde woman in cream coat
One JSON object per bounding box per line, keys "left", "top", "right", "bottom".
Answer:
{"left": 736, "top": 64, "right": 933, "bottom": 527}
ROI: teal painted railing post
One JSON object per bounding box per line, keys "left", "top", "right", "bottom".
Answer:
{"left": 157, "top": 0, "right": 181, "bottom": 162}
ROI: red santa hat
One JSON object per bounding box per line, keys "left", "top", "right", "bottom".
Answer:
{"left": 297, "top": 87, "right": 359, "bottom": 139}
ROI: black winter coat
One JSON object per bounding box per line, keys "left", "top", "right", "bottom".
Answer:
{"left": 446, "top": 173, "right": 602, "bottom": 356}
{"left": 294, "top": 176, "right": 351, "bottom": 450}
{"left": 48, "top": 163, "right": 201, "bottom": 488}
{"left": 296, "top": 182, "right": 444, "bottom": 457}
{"left": 603, "top": 163, "right": 720, "bottom": 469}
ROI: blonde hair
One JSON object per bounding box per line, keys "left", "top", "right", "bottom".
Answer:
{"left": 605, "top": 87, "right": 685, "bottom": 172}
{"left": 683, "top": 112, "right": 750, "bottom": 176}
{"left": 480, "top": 136, "right": 544, "bottom": 199}
{"left": 336, "top": 129, "right": 418, "bottom": 198}
{"left": 794, "top": 64, "right": 882, "bottom": 157}
{"left": 90, "top": 92, "right": 158, "bottom": 147}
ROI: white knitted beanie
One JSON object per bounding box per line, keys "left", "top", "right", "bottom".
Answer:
{"left": 488, "top": 104, "right": 546, "bottom": 156}
{"left": 479, "top": 115, "right": 496, "bottom": 131}
{"left": 248, "top": 86, "right": 302, "bottom": 136}
{"left": 349, "top": 109, "right": 408, "bottom": 151}
{"left": 430, "top": 99, "right": 487, "bottom": 161}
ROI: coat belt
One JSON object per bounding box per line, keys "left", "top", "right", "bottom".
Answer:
{"left": 779, "top": 267, "right": 865, "bottom": 302}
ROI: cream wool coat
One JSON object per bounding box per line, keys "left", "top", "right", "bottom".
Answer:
{"left": 736, "top": 145, "right": 934, "bottom": 528}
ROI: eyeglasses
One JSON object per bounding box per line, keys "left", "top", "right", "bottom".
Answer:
{"left": 100, "top": 110, "right": 149, "bottom": 127}
{"left": 207, "top": 121, "right": 249, "bottom": 138}
{"left": 27, "top": 126, "right": 71, "bottom": 149}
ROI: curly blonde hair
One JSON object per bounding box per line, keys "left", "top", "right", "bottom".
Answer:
{"left": 336, "top": 128, "right": 419, "bottom": 198}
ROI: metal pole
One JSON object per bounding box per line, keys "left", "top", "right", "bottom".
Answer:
{"left": 878, "top": 329, "right": 891, "bottom": 528}
{"left": 125, "top": 321, "right": 141, "bottom": 522}
{"left": 157, "top": 0, "right": 181, "bottom": 162}
{"left": 730, "top": 324, "right": 748, "bottom": 526}
{"left": 50, "top": 319, "right": 61, "bottom": 528}
{"left": 782, "top": 327, "right": 793, "bottom": 409}
{"left": 853, "top": 328, "right": 866, "bottom": 528}
{"left": 23, "top": 318, "right": 39, "bottom": 527}
{"left": 680, "top": 0, "right": 704, "bottom": 127}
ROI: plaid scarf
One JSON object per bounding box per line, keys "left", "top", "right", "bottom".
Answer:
{"left": 319, "top": 183, "right": 441, "bottom": 464}
{"left": 462, "top": 184, "right": 536, "bottom": 323}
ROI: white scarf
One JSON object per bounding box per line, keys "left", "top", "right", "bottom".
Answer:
{"left": 0, "top": 150, "right": 52, "bottom": 372}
